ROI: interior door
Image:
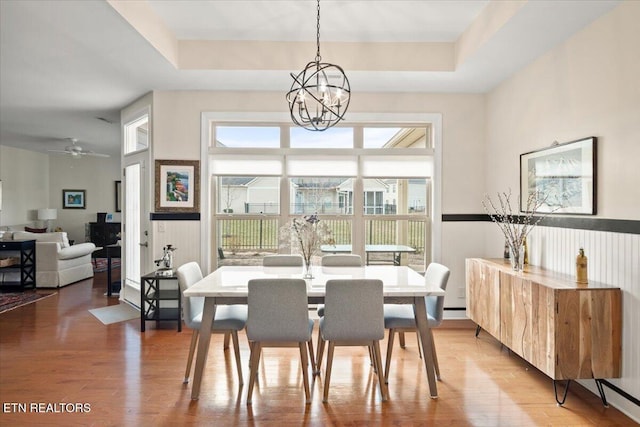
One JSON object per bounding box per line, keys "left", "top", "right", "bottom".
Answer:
{"left": 121, "top": 161, "right": 150, "bottom": 307}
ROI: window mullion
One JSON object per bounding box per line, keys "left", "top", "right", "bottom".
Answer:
{"left": 352, "top": 175, "right": 365, "bottom": 260}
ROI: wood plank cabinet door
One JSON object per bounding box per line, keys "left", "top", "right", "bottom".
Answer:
{"left": 500, "top": 273, "right": 534, "bottom": 361}
{"left": 466, "top": 258, "right": 621, "bottom": 382}
{"left": 501, "top": 275, "right": 556, "bottom": 377}
{"left": 529, "top": 281, "right": 555, "bottom": 377}
{"left": 466, "top": 259, "right": 501, "bottom": 339}
{"left": 554, "top": 289, "right": 622, "bottom": 380}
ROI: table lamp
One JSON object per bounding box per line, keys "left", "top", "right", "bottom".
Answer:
{"left": 38, "top": 208, "right": 57, "bottom": 232}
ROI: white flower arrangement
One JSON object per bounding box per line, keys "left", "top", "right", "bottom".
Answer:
{"left": 279, "top": 214, "right": 334, "bottom": 269}
{"left": 482, "top": 189, "right": 552, "bottom": 268}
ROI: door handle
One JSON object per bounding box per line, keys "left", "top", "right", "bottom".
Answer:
{"left": 139, "top": 242, "right": 148, "bottom": 247}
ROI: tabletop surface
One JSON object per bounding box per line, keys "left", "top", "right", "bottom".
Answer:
{"left": 184, "top": 265, "right": 444, "bottom": 298}
{"left": 321, "top": 244, "right": 416, "bottom": 253}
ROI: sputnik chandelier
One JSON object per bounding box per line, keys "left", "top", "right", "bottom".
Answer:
{"left": 286, "top": 0, "right": 351, "bottom": 131}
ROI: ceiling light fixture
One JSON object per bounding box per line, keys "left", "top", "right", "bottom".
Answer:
{"left": 286, "top": 0, "right": 351, "bottom": 131}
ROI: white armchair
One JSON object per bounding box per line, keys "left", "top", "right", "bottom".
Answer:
{"left": 11, "top": 231, "right": 96, "bottom": 288}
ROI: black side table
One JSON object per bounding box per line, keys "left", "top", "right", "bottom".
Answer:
{"left": 0, "top": 240, "right": 36, "bottom": 289}
{"left": 140, "top": 271, "right": 181, "bottom": 332}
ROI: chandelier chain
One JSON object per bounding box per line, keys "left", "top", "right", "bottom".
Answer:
{"left": 286, "top": 0, "right": 350, "bottom": 131}
{"left": 315, "top": 0, "right": 321, "bottom": 62}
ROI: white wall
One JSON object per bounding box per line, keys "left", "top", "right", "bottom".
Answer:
{"left": 0, "top": 145, "right": 121, "bottom": 242}
{"left": 48, "top": 155, "right": 121, "bottom": 242}
{"left": 148, "top": 91, "right": 486, "bottom": 309}
{"left": 485, "top": 2, "right": 640, "bottom": 420}
{"left": 0, "top": 146, "right": 49, "bottom": 227}
{"left": 121, "top": 0, "right": 639, "bottom": 418}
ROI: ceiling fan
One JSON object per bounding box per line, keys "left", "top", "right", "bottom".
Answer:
{"left": 48, "top": 138, "right": 110, "bottom": 158}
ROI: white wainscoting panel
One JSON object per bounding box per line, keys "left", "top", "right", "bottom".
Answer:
{"left": 528, "top": 226, "right": 639, "bottom": 420}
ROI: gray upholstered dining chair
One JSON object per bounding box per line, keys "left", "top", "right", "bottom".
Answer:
{"left": 383, "top": 262, "right": 450, "bottom": 384}
{"left": 246, "top": 278, "right": 315, "bottom": 404}
{"left": 262, "top": 254, "right": 304, "bottom": 267}
{"left": 177, "top": 262, "right": 248, "bottom": 385}
{"left": 320, "top": 254, "right": 363, "bottom": 267}
{"left": 317, "top": 279, "right": 388, "bottom": 402}
{"left": 315, "top": 254, "right": 363, "bottom": 318}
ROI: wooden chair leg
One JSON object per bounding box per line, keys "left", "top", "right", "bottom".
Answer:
{"left": 384, "top": 329, "right": 395, "bottom": 384}
{"left": 416, "top": 331, "right": 423, "bottom": 359}
{"left": 299, "top": 343, "right": 311, "bottom": 404}
{"left": 307, "top": 339, "right": 316, "bottom": 375}
{"left": 316, "top": 335, "right": 325, "bottom": 375}
{"left": 231, "top": 331, "right": 243, "bottom": 385}
{"left": 183, "top": 330, "right": 199, "bottom": 384}
{"left": 322, "top": 342, "right": 335, "bottom": 403}
{"left": 368, "top": 346, "right": 375, "bottom": 368}
{"left": 247, "top": 342, "right": 261, "bottom": 404}
{"left": 430, "top": 328, "right": 441, "bottom": 380}
{"left": 372, "top": 341, "right": 389, "bottom": 401}
{"left": 399, "top": 331, "right": 406, "bottom": 348}
{"left": 223, "top": 331, "right": 231, "bottom": 350}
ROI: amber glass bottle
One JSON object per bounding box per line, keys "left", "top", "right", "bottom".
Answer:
{"left": 576, "top": 248, "right": 588, "bottom": 284}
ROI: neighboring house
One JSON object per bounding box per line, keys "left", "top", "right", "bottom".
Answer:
{"left": 405, "top": 179, "right": 427, "bottom": 213}
{"left": 219, "top": 176, "right": 279, "bottom": 214}
{"left": 383, "top": 128, "right": 428, "bottom": 149}
{"left": 218, "top": 175, "right": 426, "bottom": 216}
{"left": 218, "top": 177, "right": 251, "bottom": 213}
{"left": 337, "top": 178, "right": 389, "bottom": 214}
{"left": 246, "top": 177, "right": 279, "bottom": 213}
{"left": 292, "top": 178, "right": 347, "bottom": 215}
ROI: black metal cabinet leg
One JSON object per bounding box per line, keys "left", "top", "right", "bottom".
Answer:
{"left": 553, "top": 379, "right": 571, "bottom": 406}
{"left": 595, "top": 379, "right": 609, "bottom": 407}
{"left": 475, "top": 325, "right": 481, "bottom": 337}
{"left": 140, "top": 278, "right": 146, "bottom": 332}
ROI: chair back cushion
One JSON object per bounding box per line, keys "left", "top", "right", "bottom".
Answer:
{"left": 247, "top": 278, "right": 310, "bottom": 341}
{"left": 12, "top": 231, "right": 70, "bottom": 248}
{"left": 262, "top": 254, "right": 304, "bottom": 267}
{"left": 322, "top": 279, "right": 384, "bottom": 341}
{"left": 321, "top": 254, "right": 362, "bottom": 267}
{"left": 176, "top": 262, "right": 204, "bottom": 328}
{"left": 424, "top": 262, "right": 450, "bottom": 326}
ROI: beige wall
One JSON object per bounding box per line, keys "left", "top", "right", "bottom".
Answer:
{"left": 484, "top": 2, "right": 640, "bottom": 419}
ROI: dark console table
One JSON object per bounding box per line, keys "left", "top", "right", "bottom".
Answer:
{"left": 140, "top": 271, "right": 181, "bottom": 332}
{"left": 0, "top": 240, "right": 36, "bottom": 289}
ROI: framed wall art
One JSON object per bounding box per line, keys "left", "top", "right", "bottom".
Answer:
{"left": 520, "top": 136, "right": 597, "bottom": 215}
{"left": 115, "top": 180, "right": 122, "bottom": 212}
{"left": 63, "top": 189, "right": 86, "bottom": 209}
{"left": 155, "top": 160, "right": 200, "bottom": 213}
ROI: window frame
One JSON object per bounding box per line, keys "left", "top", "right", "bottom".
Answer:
{"left": 200, "top": 112, "right": 442, "bottom": 273}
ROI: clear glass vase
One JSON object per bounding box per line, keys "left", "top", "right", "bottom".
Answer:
{"left": 509, "top": 244, "right": 525, "bottom": 271}
{"left": 303, "top": 258, "right": 314, "bottom": 279}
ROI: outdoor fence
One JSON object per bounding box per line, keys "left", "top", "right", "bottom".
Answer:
{"left": 244, "top": 203, "right": 406, "bottom": 215}
{"left": 218, "top": 218, "right": 425, "bottom": 254}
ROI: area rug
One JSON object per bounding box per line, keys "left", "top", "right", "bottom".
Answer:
{"left": 0, "top": 291, "right": 56, "bottom": 314}
{"left": 89, "top": 303, "right": 139, "bottom": 325}
{"left": 93, "top": 258, "right": 121, "bottom": 273}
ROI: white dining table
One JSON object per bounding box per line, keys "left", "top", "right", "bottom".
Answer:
{"left": 183, "top": 265, "right": 445, "bottom": 400}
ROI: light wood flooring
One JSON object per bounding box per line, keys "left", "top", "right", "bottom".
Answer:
{"left": 0, "top": 271, "right": 636, "bottom": 426}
